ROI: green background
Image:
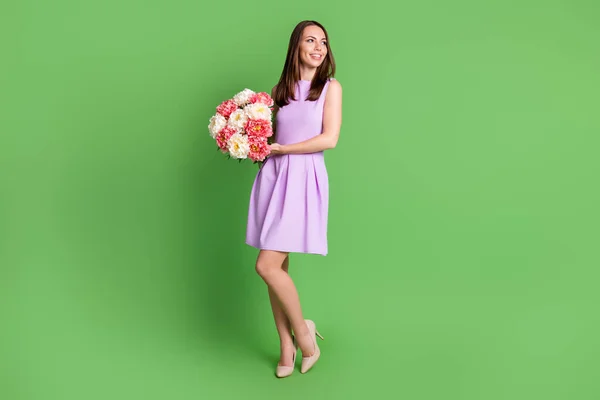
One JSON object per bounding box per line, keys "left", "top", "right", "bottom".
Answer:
{"left": 2, "top": 0, "right": 599, "bottom": 399}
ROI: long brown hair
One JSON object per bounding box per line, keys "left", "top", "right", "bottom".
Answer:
{"left": 273, "top": 20, "right": 336, "bottom": 108}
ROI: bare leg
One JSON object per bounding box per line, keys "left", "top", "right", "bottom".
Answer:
{"left": 268, "top": 256, "right": 295, "bottom": 366}
{"left": 256, "top": 250, "right": 315, "bottom": 358}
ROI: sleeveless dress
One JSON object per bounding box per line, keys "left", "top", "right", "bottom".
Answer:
{"left": 245, "top": 79, "right": 332, "bottom": 256}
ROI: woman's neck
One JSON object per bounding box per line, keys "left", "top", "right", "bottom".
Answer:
{"left": 299, "top": 66, "right": 317, "bottom": 81}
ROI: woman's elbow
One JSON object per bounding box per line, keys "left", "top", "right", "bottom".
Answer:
{"left": 326, "top": 134, "right": 339, "bottom": 150}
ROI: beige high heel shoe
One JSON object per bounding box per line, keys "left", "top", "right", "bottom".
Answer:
{"left": 300, "top": 320, "right": 324, "bottom": 374}
{"left": 275, "top": 336, "right": 298, "bottom": 378}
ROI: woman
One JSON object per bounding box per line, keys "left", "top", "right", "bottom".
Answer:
{"left": 245, "top": 20, "right": 342, "bottom": 377}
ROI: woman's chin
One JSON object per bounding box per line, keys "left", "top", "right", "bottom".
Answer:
{"left": 302, "top": 58, "right": 324, "bottom": 69}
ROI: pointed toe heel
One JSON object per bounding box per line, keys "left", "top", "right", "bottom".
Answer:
{"left": 300, "top": 320, "right": 324, "bottom": 374}
{"left": 275, "top": 337, "right": 298, "bottom": 378}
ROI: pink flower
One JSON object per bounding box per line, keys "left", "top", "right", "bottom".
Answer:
{"left": 245, "top": 119, "right": 273, "bottom": 138}
{"left": 216, "top": 99, "right": 238, "bottom": 118}
{"left": 216, "top": 126, "right": 237, "bottom": 152}
{"left": 250, "top": 92, "right": 274, "bottom": 107}
{"left": 248, "top": 136, "right": 270, "bottom": 162}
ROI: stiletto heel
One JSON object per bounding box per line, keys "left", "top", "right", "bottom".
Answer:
{"left": 275, "top": 336, "right": 298, "bottom": 378}
{"left": 300, "top": 320, "right": 322, "bottom": 374}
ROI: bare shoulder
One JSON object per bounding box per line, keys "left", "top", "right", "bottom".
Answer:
{"left": 328, "top": 78, "right": 342, "bottom": 90}
{"left": 325, "top": 79, "right": 342, "bottom": 104}
{"left": 326, "top": 79, "right": 342, "bottom": 98}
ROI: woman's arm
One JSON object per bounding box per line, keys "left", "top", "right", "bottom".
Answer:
{"left": 270, "top": 80, "right": 342, "bottom": 155}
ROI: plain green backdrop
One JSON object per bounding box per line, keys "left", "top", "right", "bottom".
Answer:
{"left": 2, "top": 0, "right": 599, "bottom": 399}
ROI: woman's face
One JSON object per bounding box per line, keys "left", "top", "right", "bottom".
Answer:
{"left": 298, "top": 25, "right": 328, "bottom": 69}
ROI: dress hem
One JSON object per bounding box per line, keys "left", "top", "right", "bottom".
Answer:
{"left": 245, "top": 241, "right": 327, "bottom": 257}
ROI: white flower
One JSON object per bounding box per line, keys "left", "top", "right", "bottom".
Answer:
{"left": 244, "top": 102, "right": 272, "bottom": 120}
{"left": 208, "top": 113, "right": 227, "bottom": 139}
{"left": 227, "top": 132, "right": 250, "bottom": 159}
{"left": 227, "top": 109, "right": 248, "bottom": 130}
{"left": 233, "top": 88, "right": 255, "bottom": 106}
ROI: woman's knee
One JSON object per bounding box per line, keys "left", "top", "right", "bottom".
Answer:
{"left": 255, "top": 259, "right": 274, "bottom": 279}
{"left": 255, "top": 251, "right": 288, "bottom": 279}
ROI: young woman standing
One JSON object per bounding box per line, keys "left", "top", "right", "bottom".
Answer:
{"left": 246, "top": 20, "right": 342, "bottom": 377}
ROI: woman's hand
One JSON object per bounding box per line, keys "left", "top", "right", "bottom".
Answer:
{"left": 269, "top": 143, "right": 286, "bottom": 155}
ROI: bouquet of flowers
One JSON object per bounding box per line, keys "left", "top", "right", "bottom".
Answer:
{"left": 208, "top": 88, "right": 274, "bottom": 163}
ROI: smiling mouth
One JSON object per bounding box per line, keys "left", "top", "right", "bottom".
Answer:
{"left": 310, "top": 54, "right": 323, "bottom": 60}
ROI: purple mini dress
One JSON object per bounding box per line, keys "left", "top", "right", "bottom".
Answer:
{"left": 245, "top": 79, "right": 332, "bottom": 256}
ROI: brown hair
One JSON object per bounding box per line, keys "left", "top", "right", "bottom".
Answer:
{"left": 273, "top": 20, "right": 336, "bottom": 108}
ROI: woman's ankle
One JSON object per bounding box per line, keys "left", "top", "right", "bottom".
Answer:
{"left": 280, "top": 337, "right": 295, "bottom": 348}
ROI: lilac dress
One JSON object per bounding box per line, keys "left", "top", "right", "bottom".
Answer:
{"left": 245, "top": 79, "right": 332, "bottom": 256}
